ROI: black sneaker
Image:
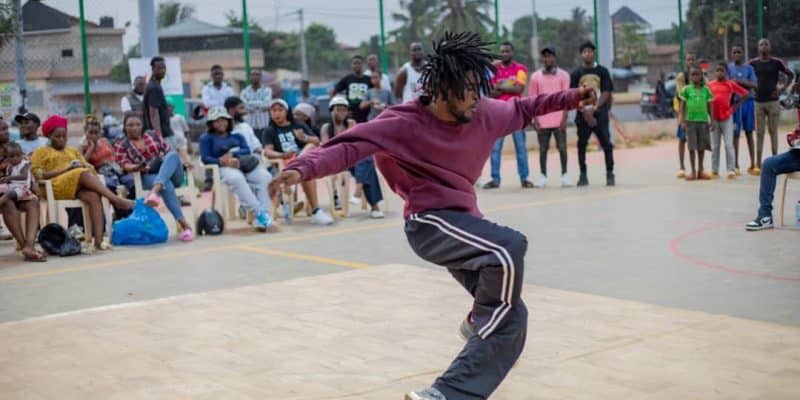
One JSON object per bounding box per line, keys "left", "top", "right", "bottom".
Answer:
{"left": 521, "top": 180, "right": 535, "bottom": 189}
{"left": 482, "top": 180, "right": 500, "bottom": 189}
{"left": 577, "top": 173, "right": 588, "bottom": 187}
{"left": 746, "top": 216, "right": 774, "bottom": 231}
{"left": 606, "top": 172, "right": 615, "bottom": 186}
{"left": 405, "top": 387, "right": 447, "bottom": 400}
{"left": 458, "top": 314, "right": 476, "bottom": 341}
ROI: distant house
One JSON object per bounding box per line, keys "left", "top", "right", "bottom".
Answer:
{"left": 612, "top": 6, "right": 655, "bottom": 67}
{"left": 158, "top": 18, "right": 265, "bottom": 98}
{"left": 645, "top": 45, "right": 681, "bottom": 85}
{"left": 0, "top": 0, "right": 127, "bottom": 118}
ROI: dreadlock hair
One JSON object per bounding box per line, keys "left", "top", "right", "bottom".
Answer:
{"left": 418, "top": 31, "right": 497, "bottom": 106}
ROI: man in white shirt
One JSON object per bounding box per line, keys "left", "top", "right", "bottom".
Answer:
{"left": 394, "top": 42, "right": 426, "bottom": 103}
{"left": 226, "top": 96, "right": 263, "bottom": 155}
{"left": 240, "top": 69, "right": 272, "bottom": 138}
{"left": 120, "top": 76, "right": 146, "bottom": 113}
{"left": 14, "top": 113, "right": 48, "bottom": 155}
{"left": 201, "top": 65, "right": 235, "bottom": 109}
{"left": 365, "top": 54, "right": 392, "bottom": 92}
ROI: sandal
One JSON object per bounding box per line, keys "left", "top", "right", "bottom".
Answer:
{"left": 22, "top": 249, "right": 47, "bottom": 262}
{"left": 97, "top": 239, "right": 113, "bottom": 251}
{"left": 145, "top": 192, "right": 161, "bottom": 208}
{"left": 178, "top": 228, "right": 194, "bottom": 242}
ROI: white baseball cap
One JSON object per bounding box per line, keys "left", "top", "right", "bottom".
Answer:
{"left": 206, "top": 106, "right": 232, "bottom": 121}
{"left": 328, "top": 95, "right": 349, "bottom": 110}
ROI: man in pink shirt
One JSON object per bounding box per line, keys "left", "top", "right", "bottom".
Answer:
{"left": 482, "top": 41, "right": 533, "bottom": 189}
{"left": 529, "top": 46, "right": 571, "bottom": 187}
{"left": 269, "top": 32, "right": 594, "bottom": 400}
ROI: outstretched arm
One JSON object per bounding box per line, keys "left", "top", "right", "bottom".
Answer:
{"left": 491, "top": 87, "right": 591, "bottom": 138}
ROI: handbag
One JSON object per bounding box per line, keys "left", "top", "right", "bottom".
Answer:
{"left": 236, "top": 154, "right": 260, "bottom": 173}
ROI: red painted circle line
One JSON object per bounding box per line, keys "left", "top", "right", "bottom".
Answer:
{"left": 669, "top": 224, "right": 800, "bottom": 282}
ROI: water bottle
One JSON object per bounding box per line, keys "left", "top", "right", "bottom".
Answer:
{"left": 796, "top": 200, "right": 800, "bottom": 227}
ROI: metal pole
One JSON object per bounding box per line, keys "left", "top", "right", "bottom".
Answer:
{"left": 138, "top": 0, "right": 159, "bottom": 58}
{"left": 12, "top": 0, "right": 26, "bottom": 113}
{"left": 757, "top": 0, "right": 763, "bottom": 39}
{"left": 596, "top": 0, "right": 612, "bottom": 65}
{"left": 530, "top": 0, "right": 538, "bottom": 70}
{"left": 79, "top": 0, "right": 91, "bottom": 114}
{"left": 299, "top": 9, "right": 308, "bottom": 79}
{"left": 741, "top": 0, "right": 748, "bottom": 60}
{"left": 678, "top": 0, "right": 685, "bottom": 72}
{"left": 379, "top": 0, "right": 388, "bottom": 72}
{"left": 593, "top": 0, "right": 599, "bottom": 61}
{"left": 242, "top": 0, "right": 251, "bottom": 78}
{"left": 494, "top": 0, "right": 500, "bottom": 49}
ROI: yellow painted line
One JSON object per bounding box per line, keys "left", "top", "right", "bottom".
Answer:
{"left": 237, "top": 245, "right": 369, "bottom": 269}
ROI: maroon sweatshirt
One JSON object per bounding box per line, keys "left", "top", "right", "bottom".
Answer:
{"left": 287, "top": 90, "right": 582, "bottom": 218}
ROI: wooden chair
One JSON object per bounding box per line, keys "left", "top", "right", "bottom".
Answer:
{"left": 777, "top": 171, "right": 800, "bottom": 227}
{"left": 40, "top": 177, "right": 112, "bottom": 250}
{"left": 131, "top": 170, "right": 199, "bottom": 234}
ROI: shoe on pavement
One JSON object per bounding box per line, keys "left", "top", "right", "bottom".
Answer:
{"left": 534, "top": 174, "right": 547, "bottom": 188}
{"left": 458, "top": 314, "right": 476, "bottom": 341}
{"left": 179, "top": 228, "right": 195, "bottom": 242}
{"left": 746, "top": 216, "right": 774, "bottom": 231}
{"left": 676, "top": 169, "right": 686, "bottom": 178}
{"left": 735, "top": 168, "right": 741, "bottom": 176}
{"left": 521, "top": 180, "right": 534, "bottom": 189}
{"left": 145, "top": 192, "right": 161, "bottom": 208}
{"left": 253, "top": 210, "right": 273, "bottom": 232}
{"left": 710, "top": 172, "right": 720, "bottom": 180}
{"left": 560, "top": 173, "right": 572, "bottom": 187}
{"left": 311, "top": 209, "right": 335, "bottom": 225}
{"left": 482, "top": 180, "right": 500, "bottom": 189}
{"left": 0, "top": 225, "right": 11, "bottom": 240}
{"left": 606, "top": 172, "right": 615, "bottom": 186}
{"left": 405, "top": 387, "right": 447, "bottom": 400}
{"left": 699, "top": 172, "right": 712, "bottom": 180}
{"left": 68, "top": 224, "right": 85, "bottom": 240}
{"left": 369, "top": 209, "right": 385, "bottom": 219}
{"left": 349, "top": 195, "right": 362, "bottom": 206}
{"left": 577, "top": 173, "right": 588, "bottom": 187}
{"left": 749, "top": 167, "right": 761, "bottom": 176}
{"left": 727, "top": 171, "right": 737, "bottom": 179}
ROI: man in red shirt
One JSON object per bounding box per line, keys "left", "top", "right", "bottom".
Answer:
{"left": 269, "top": 32, "right": 595, "bottom": 400}
{"left": 708, "top": 63, "right": 750, "bottom": 179}
{"left": 482, "top": 41, "right": 533, "bottom": 189}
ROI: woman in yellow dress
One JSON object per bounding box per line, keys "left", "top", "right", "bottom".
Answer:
{"left": 30, "top": 115, "right": 134, "bottom": 250}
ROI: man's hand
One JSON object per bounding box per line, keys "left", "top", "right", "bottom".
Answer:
{"left": 532, "top": 118, "right": 540, "bottom": 132}
{"left": 581, "top": 107, "right": 597, "bottom": 127}
{"left": 293, "top": 128, "right": 307, "bottom": 141}
{"left": 268, "top": 169, "right": 303, "bottom": 198}
{"left": 282, "top": 151, "right": 296, "bottom": 160}
{"left": 578, "top": 85, "right": 598, "bottom": 107}
{"left": 559, "top": 120, "right": 568, "bottom": 133}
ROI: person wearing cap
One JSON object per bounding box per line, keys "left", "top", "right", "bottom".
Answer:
{"left": 483, "top": 41, "right": 532, "bottom": 189}
{"left": 292, "top": 102, "right": 318, "bottom": 136}
{"left": 262, "top": 99, "right": 334, "bottom": 225}
{"left": 320, "top": 96, "right": 356, "bottom": 210}
{"left": 529, "top": 46, "right": 571, "bottom": 188}
{"left": 31, "top": 115, "right": 135, "bottom": 250}
{"left": 571, "top": 41, "right": 615, "bottom": 186}
{"left": 15, "top": 112, "right": 48, "bottom": 155}
{"left": 199, "top": 106, "right": 274, "bottom": 232}
{"left": 225, "top": 96, "right": 263, "bottom": 155}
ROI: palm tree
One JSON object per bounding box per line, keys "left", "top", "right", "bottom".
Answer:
{"left": 157, "top": 2, "right": 196, "bottom": 28}
{"left": 391, "top": 0, "right": 438, "bottom": 45}
{"left": 712, "top": 10, "right": 740, "bottom": 59}
{"left": 434, "top": 0, "right": 494, "bottom": 38}
{"left": 0, "top": 2, "right": 15, "bottom": 49}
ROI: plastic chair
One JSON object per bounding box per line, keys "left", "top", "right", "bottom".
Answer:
{"left": 267, "top": 158, "right": 314, "bottom": 223}
{"left": 201, "top": 163, "right": 240, "bottom": 223}
{"left": 40, "top": 177, "right": 112, "bottom": 250}
{"left": 131, "top": 170, "right": 199, "bottom": 234}
{"left": 777, "top": 171, "right": 800, "bottom": 227}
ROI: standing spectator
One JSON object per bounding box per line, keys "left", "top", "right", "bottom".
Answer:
{"left": 261, "top": 99, "right": 334, "bottom": 225}
{"left": 483, "top": 42, "right": 532, "bottom": 189}
{"left": 121, "top": 76, "right": 146, "bottom": 113}
{"left": 365, "top": 53, "right": 392, "bottom": 92}
{"left": 394, "top": 42, "right": 426, "bottom": 103}
{"left": 240, "top": 69, "right": 272, "bottom": 140}
{"left": 746, "top": 127, "right": 800, "bottom": 230}
{"left": 142, "top": 57, "right": 176, "bottom": 149}
{"left": 298, "top": 80, "right": 319, "bottom": 115}
{"left": 529, "top": 46, "right": 571, "bottom": 187}
{"left": 571, "top": 41, "right": 615, "bottom": 186}
{"left": 201, "top": 65, "right": 235, "bottom": 109}
{"left": 331, "top": 55, "right": 372, "bottom": 123}
{"left": 362, "top": 70, "right": 396, "bottom": 121}
{"left": 728, "top": 45, "right": 758, "bottom": 175}
{"left": 708, "top": 63, "right": 749, "bottom": 179}
{"left": 14, "top": 112, "right": 47, "bottom": 155}
{"left": 225, "top": 96, "right": 263, "bottom": 155}
{"left": 750, "top": 39, "right": 795, "bottom": 173}
{"left": 679, "top": 67, "right": 713, "bottom": 181}
{"left": 674, "top": 53, "right": 701, "bottom": 178}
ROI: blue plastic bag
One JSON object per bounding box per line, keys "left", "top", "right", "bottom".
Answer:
{"left": 111, "top": 198, "right": 169, "bottom": 245}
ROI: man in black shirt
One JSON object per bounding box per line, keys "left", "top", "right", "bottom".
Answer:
{"left": 331, "top": 55, "right": 373, "bottom": 123}
{"left": 749, "top": 38, "right": 795, "bottom": 169}
{"left": 142, "top": 56, "right": 175, "bottom": 148}
{"left": 571, "top": 41, "right": 615, "bottom": 186}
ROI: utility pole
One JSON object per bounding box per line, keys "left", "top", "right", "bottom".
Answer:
{"left": 138, "top": 0, "right": 159, "bottom": 58}
{"left": 299, "top": 9, "right": 308, "bottom": 80}
{"left": 530, "top": 0, "right": 538, "bottom": 70}
{"left": 12, "top": 0, "right": 26, "bottom": 113}
{"left": 757, "top": 0, "right": 763, "bottom": 40}
{"left": 378, "top": 0, "right": 388, "bottom": 72}
{"left": 79, "top": 0, "right": 91, "bottom": 114}
{"left": 741, "top": 0, "right": 749, "bottom": 60}
{"left": 494, "top": 0, "right": 499, "bottom": 50}
{"left": 242, "top": 0, "right": 251, "bottom": 78}
{"left": 678, "top": 0, "right": 685, "bottom": 72}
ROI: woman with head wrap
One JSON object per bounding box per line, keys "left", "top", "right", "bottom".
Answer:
{"left": 30, "top": 115, "right": 135, "bottom": 250}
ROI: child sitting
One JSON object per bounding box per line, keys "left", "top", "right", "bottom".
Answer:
{"left": 0, "top": 142, "right": 37, "bottom": 207}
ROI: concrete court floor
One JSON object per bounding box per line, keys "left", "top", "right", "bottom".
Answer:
{"left": 0, "top": 138, "right": 798, "bottom": 398}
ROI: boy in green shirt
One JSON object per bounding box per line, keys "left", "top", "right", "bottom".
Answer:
{"left": 679, "top": 67, "right": 713, "bottom": 180}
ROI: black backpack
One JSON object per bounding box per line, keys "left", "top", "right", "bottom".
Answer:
{"left": 196, "top": 208, "right": 224, "bottom": 235}
{"left": 37, "top": 223, "right": 82, "bottom": 257}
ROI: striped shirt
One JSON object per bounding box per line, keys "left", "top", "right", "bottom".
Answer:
{"left": 240, "top": 85, "right": 273, "bottom": 130}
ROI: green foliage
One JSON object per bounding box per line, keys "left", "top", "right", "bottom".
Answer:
{"left": 655, "top": 24, "right": 679, "bottom": 45}
{"left": 110, "top": 57, "right": 130, "bottom": 83}
{"left": 157, "top": 2, "right": 196, "bottom": 28}
{"left": 508, "top": 8, "right": 593, "bottom": 71}
{"left": 616, "top": 24, "right": 648, "bottom": 66}
{"left": 0, "top": 2, "right": 16, "bottom": 49}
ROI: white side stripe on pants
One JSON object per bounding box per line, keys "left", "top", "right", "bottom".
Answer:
{"left": 410, "top": 213, "right": 515, "bottom": 339}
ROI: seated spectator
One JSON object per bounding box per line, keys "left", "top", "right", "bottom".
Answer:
{"left": 293, "top": 102, "right": 319, "bottom": 136}
{"left": 81, "top": 116, "right": 125, "bottom": 194}
{"left": 167, "top": 103, "right": 192, "bottom": 165}
{"left": 15, "top": 112, "right": 48, "bottom": 155}
{"left": 746, "top": 127, "right": 800, "bottom": 230}
{"left": 0, "top": 117, "right": 13, "bottom": 240}
{"left": 199, "top": 106, "right": 273, "bottom": 232}
{"left": 114, "top": 113, "right": 195, "bottom": 242}
{"left": 261, "top": 99, "right": 334, "bottom": 225}
{"left": 0, "top": 142, "right": 36, "bottom": 209}
{"left": 30, "top": 115, "right": 134, "bottom": 250}
{"left": 225, "top": 96, "right": 263, "bottom": 155}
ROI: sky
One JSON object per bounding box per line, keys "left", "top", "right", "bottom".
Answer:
{"left": 46, "top": 0, "right": 683, "bottom": 50}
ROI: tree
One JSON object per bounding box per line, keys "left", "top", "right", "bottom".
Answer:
{"left": 508, "top": 7, "right": 593, "bottom": 71}
{"left": 712, "top": 10, "right": 740, "bottom": 59}
{"left": 304, "top": 23, "right": 351, "bottom": 76}
{"left": 433, "top": 0, "right": 493, "bottom": 38}
{"left": 0, "top": 2, "right": 15, "bottom": 49}
{"left": 157, "top": 2, "right": 196, "bottom": 28}
{"left": 615, "top": 24, "right": 648, "bottom": 66}
{"left": 655, "top": 23, "right": 679, "bottom": 45}
{"left": 391, "top": 0, "right": 438, "bottom": 46}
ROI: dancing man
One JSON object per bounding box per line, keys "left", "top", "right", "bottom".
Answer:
{"left": 269, "top": 32, "right": 594, "bottom": 400}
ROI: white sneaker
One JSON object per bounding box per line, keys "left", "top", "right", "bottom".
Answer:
{"left": 534, "top": 174, "right": 547, "bottom": 188}
{"left": 0, "top": 225, "right": 11, "bottom": 240}
{"left": 370, "top": 210, "right": 385, "bottom": 219}
{"left": 560, "top": 173, "right": 572, "bottom": 187}
{"left": 349, "top": 195, "right": 362, "bottom": 206}
{"left": 311, "top": 209, "right": 335, "bottom": 225}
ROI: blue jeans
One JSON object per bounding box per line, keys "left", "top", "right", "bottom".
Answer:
{"left": 353, "top": 157, "right": 383, "bottom": 206}
{"left": 758, "top": 150, "right": 800, "bottom": 218}
{"left": 141, "top": 152, "right": 186, "bottom": 222}
{"left": 490, "top": 130, "right": 529, "bottom": 183}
